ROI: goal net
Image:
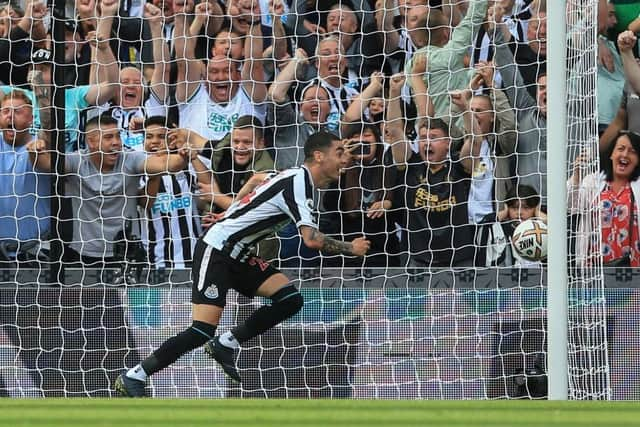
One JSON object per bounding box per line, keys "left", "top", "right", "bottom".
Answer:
{"left": 0, "top": 0, "right": 613, "bottom": 399}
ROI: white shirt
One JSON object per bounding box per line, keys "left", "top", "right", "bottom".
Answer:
{"left": 179, "top": 84, "right": 266, "bottom": 142}
{"left": 467, "top": 139, "right": 495, "bottom": 223}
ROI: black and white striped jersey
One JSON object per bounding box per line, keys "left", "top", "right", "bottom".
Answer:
{"left": 202, "top": 166, "right": 318, "bottom": 261}
{"left": 142, "top": 170, "right": 203, "bottom": 269}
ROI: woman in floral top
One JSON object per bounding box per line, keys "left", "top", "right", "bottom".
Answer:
{"left": 569, "top": 131, "right": 640, "bottom": 266}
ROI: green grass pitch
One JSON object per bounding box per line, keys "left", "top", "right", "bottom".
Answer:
{"left": 1, "top": 399, "right": 639, "bottom": 427}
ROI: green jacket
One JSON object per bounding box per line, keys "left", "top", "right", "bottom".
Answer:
{"left": 405, "top": 0, "right": 488, "bottom": 119}
{"left": 209, "top": 134, "right": 276, "bottom": 174}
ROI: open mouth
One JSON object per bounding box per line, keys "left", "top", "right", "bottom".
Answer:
{"left": 234, "top": 149, "right": 251, "bottom": 160}
{"left": 618, "top": 158, "right": 630, "bottom": 170}
{"left": 328, "top": 63, "right": 339, "bottom": 73}
{"left": 213, "top": 83, "right": 230, "bottom": 96}
{"left": 122, "top": 89, "right": 139, "bottom": 105}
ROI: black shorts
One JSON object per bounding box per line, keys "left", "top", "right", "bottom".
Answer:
{"left": 191, "top": 239, "right": 280, "bottom": 307}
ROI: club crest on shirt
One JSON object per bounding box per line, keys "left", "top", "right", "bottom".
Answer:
{"left": 204, "top": 284, "right": 219, "bottom": 299}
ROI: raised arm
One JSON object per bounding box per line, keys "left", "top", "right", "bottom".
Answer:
{"left": 299, "top": 225, "right": 370, "bottom": 256}
{"left": 618, "top": 31, "right": 640, "bottom": 95}
{"left": 270, "top": 0, "right": 288, "bottom": 62}
{"left": 410, "top": 54, "right": 434, "bottom": 119}
{"left": 451, "top": 90, "right": 477, "bottom": 175}
{"left": 144, "top": 151, "right": 189, "bottom": 175}
{"left": 167, "top": 127, "right": 209, "bottom": 152}
{"left": 476, "top": 61, "right": 517, "bottom": 155}
{"left": 375, "top": 0, "right": 400, "bottom": 55}
{"left": 242, "top": 23, "right": 268, "bottom": 103}
{"left": 440, "top": 0, "right": 488, "bottom": 63}
{"left": 144, "top": 2, "right": 170, "bottom": 103}
{"left": 88, "top": 0, "right": 120, "bottom": 88}
{"left": 489, "top": 20, "right": 536, "bottom": 113}
{"left": 17, "top": 1, "right": 47, "bottom": 44}
{"left": 175, "top": 4, "right": 204, "bottom": 103}
{"left": 268, "top": 48, "right": 308, "bottom": 104}
{"left": 28, "top": 70, "right": 51, "bottom": 144}
{"left": 190, "top": 1, "right": 223, "bottom": 40}
{"left": 386, "top": 73, "right": 411, "bottom": 169}
{"left": 343, "top": 72, "right": 384, "bottom": 124}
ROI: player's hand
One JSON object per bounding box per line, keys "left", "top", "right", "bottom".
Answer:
{"left": 366, "top": 200, "right": 390, "bottom": 219}
{"left": 350, "top": 237, "right": 371, "bottom": 257}
{"left": 201, "top": 211, "right": 225, "bottom": 229}
{"left": 618, "top": 30, "right": 637, "bottom": 53}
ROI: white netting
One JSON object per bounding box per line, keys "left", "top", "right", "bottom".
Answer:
{"left": 566, "top": 0, "right": 610, "bottom": 400}
{"left": 0, "top": 0, "right": 615, "bottom": 399}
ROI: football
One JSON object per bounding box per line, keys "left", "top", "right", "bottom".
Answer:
{"left": 511, "top": 218, "right": 548, "bottom": 262}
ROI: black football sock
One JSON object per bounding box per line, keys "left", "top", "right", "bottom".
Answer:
{"left": 141, "top": 320, "right": 217, "bottom": 376}
{"left": 231, "top": 285, "right": 303, "bottom": 344}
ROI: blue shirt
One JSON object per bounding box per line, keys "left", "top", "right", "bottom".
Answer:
{"left": 0, "top": 135, "right": 51, "bottom": 241}
{"left": 1, "top": 85, "right": 91, "bottom": 152}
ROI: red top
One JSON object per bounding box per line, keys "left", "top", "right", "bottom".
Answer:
{"left": 600, "top": 184, "right": 640, "bottom": 266}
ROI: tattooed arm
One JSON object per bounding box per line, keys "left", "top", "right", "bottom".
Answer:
{"left": 299, "top": 226, "right": 370, "bottom": 256}
{"left": 28, "top": 70, "right": 51, "bottom": 142}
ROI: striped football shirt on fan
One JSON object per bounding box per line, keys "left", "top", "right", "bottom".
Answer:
{"left": 143, "top": 170, "right": 202, "bottom": 269}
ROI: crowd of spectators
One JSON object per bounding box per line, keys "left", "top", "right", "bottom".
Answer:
{"left": 0, "top": 0, "right": 636, "bottom": 269}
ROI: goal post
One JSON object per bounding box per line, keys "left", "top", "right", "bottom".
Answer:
{"left": 546, "top": 0, "right": 569, "bottom": 401}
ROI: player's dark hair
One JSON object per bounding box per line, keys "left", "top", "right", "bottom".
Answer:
{"left": 85, "top": 113, "right": 118, "bottom": 131}
{"left": 603, "top": 130, "right": 640, "bottom": 182}
{"left": 233, "top": 115, "right": 264, "bottom": 139}
{"left": 506, "top": 185, "right": 541, "bottom": 209}
{"left": 304, "top": 131, "right": 340, "bottom": 162}
{"left": 144, "top": 116, "right": 169, "bottom": 128}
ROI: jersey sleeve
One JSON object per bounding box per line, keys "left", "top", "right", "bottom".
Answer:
{"left": 286, "top": 171, "right": 317, "bottom": 229}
